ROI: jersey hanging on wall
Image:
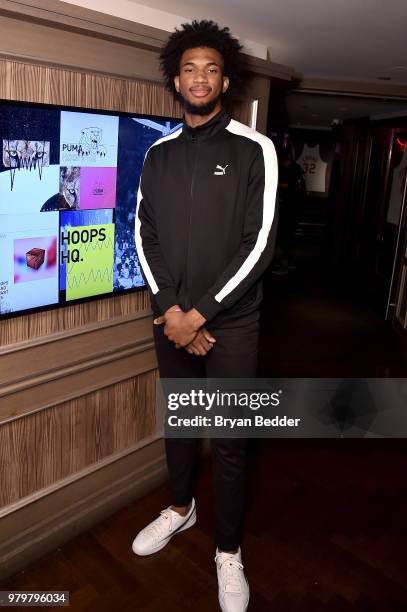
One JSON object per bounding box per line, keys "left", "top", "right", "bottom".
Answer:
{"left": 296, "top": 143, "right": 328, "bottom": 193}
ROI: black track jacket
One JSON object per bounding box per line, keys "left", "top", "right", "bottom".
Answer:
{"left": 135, "top": 109, "right": 278, "bottom": 330}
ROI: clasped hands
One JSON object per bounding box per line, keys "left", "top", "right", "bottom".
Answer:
{"left": 153, "top": 305, "right": 216, "bottom": 356}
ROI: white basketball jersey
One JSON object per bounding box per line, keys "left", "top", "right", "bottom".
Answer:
{"left": 296, "top": 144, "right": 327, "bottom": 193}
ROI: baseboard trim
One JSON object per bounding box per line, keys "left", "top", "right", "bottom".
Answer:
{"left": 0, "top": 436, "right": 167, "bottom": 579}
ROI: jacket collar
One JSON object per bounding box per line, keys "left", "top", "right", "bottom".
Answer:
{"left": 182, "top": 108, "right": 230, "bottom": 142}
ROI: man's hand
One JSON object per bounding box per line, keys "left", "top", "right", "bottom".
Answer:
{"left": 154, "top": 306, "right": 206, "bottom": 347}
{"left": 153, "top": 304, "right": 181, "bottom": 326}
{"left": 185, "top": 327, "right": 216, "bottom": 356}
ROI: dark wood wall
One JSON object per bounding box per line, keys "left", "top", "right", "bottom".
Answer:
{"left": 332, "top": 117, "right": 407, "bottom": 332}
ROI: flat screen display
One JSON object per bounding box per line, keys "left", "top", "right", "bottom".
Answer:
{"left": 0, "top": 101, "right": 182, "bottom": 318}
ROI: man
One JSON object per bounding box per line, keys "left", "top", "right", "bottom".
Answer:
{"left": 133, "top": 20, "right": 277, "bottom": 612}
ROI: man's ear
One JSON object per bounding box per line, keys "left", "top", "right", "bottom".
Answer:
{"left": 174, "top": 76, "right": 180, "bottom": 92}
{"left": 222, "top": 76, "right": 230, "bottom": 94}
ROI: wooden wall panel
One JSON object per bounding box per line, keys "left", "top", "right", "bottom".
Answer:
{"left": 0, "top": 438, "right": 167, "bottom": 579}
{"left": 0, "top": 371, "right": 157, "bottom": 508}
{"left": 0, "top": 292, "right": 150, "bottom": 346}
{"left": 0, "top": 12, "right": 162, "bottom": 83}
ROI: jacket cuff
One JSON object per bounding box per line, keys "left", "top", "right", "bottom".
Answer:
{"left": 194, "top": 293, "right": 224, "bottom": 322}
{"left": 154, "top": 287, "right": 179, "bottom": 314}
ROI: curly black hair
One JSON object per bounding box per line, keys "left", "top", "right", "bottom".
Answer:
{"left": 159, "top": 20, "right": 244, "bottom": 99}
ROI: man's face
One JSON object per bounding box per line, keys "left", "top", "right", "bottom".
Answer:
{"left": 174, "top": 47, "right": 229, "bottom": 116}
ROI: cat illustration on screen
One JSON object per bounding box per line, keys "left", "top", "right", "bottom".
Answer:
{"left": 60, "top": 166, "right": 80, "bottom": 209}
{"left": 2, "top": 139, "right": 50, "bottom": 190}
{"left": 40, "top": 167, "right": 80, "bottom": 212}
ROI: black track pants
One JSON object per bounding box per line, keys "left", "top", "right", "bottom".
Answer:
{"left": 153, "top": 319, "right": 259, "bottom": 551}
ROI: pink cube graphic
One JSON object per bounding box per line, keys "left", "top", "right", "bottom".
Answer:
{"left": 79, "top": 167, "right": 117, "bottom": 209}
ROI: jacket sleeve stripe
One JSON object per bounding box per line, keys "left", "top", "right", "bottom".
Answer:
{"left": 134, "top": 128, "right": 182, "bottom": 296}
{"left": 215, "top": 119, "right": 278, "bottom": 303}
{"left": 135, "top": 183, "right": 159, "bottom": 294}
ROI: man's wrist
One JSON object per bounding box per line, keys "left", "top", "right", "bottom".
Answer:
{"left": 164, "top": 304, "right": 183, "bottom": 314}
{"left": 186, "top": 308, "right": 206, "bottom": 331}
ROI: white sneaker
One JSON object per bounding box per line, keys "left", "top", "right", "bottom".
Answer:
{"left": 215, "top": 547, "right": 250, "bottom": 612}
{"left": 132, "top": 498, "right": 196, "bottom": 556}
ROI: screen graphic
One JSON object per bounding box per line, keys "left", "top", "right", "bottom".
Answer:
{"left": 60, "top": 209, "right": 114, "bottom": 301}
{"left": 0, "top": 101, "right": 182, "bottom": 317}
{"left": 0, "top": 213, "right": 59, "bottom": 314}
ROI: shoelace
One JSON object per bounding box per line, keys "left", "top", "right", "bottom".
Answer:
{"left": 215, "top": 552, "right": 244, "bottom": 593}
{"left": 145, "top": 508, "right": 173, "bottom": 540}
